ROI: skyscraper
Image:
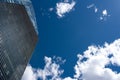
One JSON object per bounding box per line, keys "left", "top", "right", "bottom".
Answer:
{"left": 0, "top": 1, "right": 38, "bottom": 80}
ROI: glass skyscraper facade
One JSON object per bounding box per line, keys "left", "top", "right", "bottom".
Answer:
{"left": 0, "top": 0, "right": 38, "bottom": 34}
{"left": 0, "top": 1, "right": 38, "bottom": 80}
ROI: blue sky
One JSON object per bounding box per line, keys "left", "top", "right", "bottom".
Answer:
{"left": 22, "top": 0, "right": 120, "bottom": 80}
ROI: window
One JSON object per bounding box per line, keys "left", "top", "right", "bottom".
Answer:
{"left": 6, "top": 70, "right": 10, "bottom": 75}
{"left": 3, "top": 63, "right": 7, "bottom": 68}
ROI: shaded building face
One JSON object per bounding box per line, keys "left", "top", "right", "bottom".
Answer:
{"left": 0, "top": 0, "right": 38, "bottom": 34}
{"left": 0, "top": 3, "right": 38, "bottom": 80}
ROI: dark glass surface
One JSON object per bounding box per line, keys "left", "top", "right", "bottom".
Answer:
{"left": 0, "top": 3, "right": 38, "bottom": 80}
{"left": 0, "top": 0, "right": 38, "bottom": 33}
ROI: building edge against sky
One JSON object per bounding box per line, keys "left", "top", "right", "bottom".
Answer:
{"left": 0, "top": 0, "right": 38, "bottom": 34}
{"left": 0, "top": 2, "right": 38, "bottom": 80}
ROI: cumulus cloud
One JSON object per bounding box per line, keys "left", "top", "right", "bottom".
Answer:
{"left": 22, "top": 39, "right": 120, "bottom": 80}
{"left": 102, "top": 10, "right": 107, "bottom": 16}
{"left": 100, "top": 9, "right": 110, "bottom": 20}
{"left": 21, "top": 65, "right": 37, "bottom": 80}
{"left": 37, "top": 56, "right": 64, "bottom": 80}
{"left": 56, "top": 1, "right": 76, "bottom": 17}
{"left": 74, "top": 39, "right": 120, "bottom": 80}
{"left": 22, "top": 56, "right": 67, "bottom": 80}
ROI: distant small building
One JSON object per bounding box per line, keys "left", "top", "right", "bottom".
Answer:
{"left": 0, "top": 2, "right": 38, "bottom": 80}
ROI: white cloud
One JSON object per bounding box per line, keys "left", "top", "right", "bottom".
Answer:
{"left": 94, "top": 7, "right": 98, "bottom": 13}
{"left": 74, "top": 39, "right": 120, "bottom": 80}
{"left": 37, "top": 56, "right": 64, "bottom": 80}
{"left": 63, "top": 77, "right": 76, "bottom": 80}
{"left": 87, "top": 4, "right": 111, "bottom": 21}
{"left": 22, "top": 39, "right": 120, "bottom": 80}
{"left": 21, "top": 65, "right": 37, "bottom": 80}
{"left": 87, "top": 4, "right": 95, "bottom": 9}
{"left": 56, "top": 1, "right": 76, "bottom": 17}
{"left": 22, "top": 56, "right": 65, "bottom": 80}
{"left": 87, "top": 4, "right": 98, "bottom": 13}
{"left": 100, "top": 9, "right": 110, "bottom": 21}
{"left": 102, "top": 9, "right": 107, "bottom": 16}
{"left": 49, "top": 8, "right": 54, "bottom": 12}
